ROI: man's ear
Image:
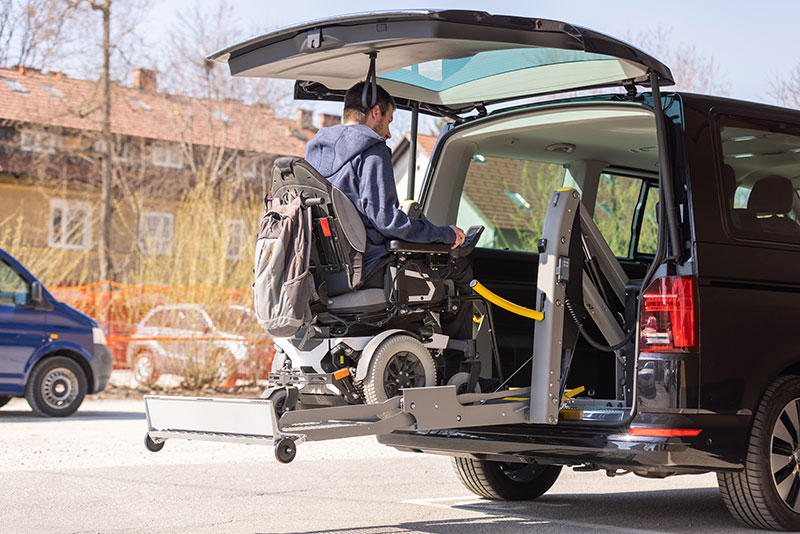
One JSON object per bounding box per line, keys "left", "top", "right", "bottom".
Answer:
{"left": 370, "top": 104, "right": 382, "bottom": 120}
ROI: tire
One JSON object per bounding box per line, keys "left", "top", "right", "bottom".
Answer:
{"left": 0, "top": 395, "right": 11, "bottom": 408}
{"left": 131, "top": 350, "right": 159, "bottom": 387}
{"left": 718, "top": 375, "right": 800, "bottom": 530}
{"left": 452, "top": 457, "right": 562, "bottom": 501}
{"left": 362, "top": 335, "right": 436, "bottom": 406}
{"left": 144, "top": 434, "right": 165, "bottom": 452}
{"left": 266, "top": 388, "right": 290, "bottom": 418}
{"left": 447, "top": 372, "right": 481, "bottom": 395}
{"left": 25, "top": 356, "right": 87, "bottom": 417}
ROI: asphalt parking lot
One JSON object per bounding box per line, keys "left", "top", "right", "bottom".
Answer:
{"left": 0, "top": 392, "right": 765, "bottom": 534}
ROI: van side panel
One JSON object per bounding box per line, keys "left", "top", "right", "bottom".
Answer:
{"left": 684, "top": 96, "right": 800, "bottom": 415}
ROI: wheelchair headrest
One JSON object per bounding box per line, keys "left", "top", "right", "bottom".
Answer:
{"left": 748, "top": 175, "right": 793, "bottom": 215}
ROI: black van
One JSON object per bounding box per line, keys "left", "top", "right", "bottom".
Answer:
{"left": 174, "top": 11, "right": 800, "bottom": 530}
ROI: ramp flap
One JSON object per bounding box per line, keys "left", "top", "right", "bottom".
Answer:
{"left": 145, "top": 395, "right": 278, "bottom": 438}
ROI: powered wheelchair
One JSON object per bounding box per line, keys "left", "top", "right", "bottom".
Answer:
{"left": 262, "top": 157, "right": 485, "bottom": 414}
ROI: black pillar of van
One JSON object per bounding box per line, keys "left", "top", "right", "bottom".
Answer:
{"left": 649, "top": 70, "right": 681, "bottom": 263}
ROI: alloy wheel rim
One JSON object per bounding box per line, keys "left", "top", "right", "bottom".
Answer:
{"left": 40, "top": 367, "right": 78, "bottom": 409}
{"left": 500, "top": 462, "right": 546, "bottom": 483}
{"left": 770, "top": 397, "right": 800, "bottom": 512}
{"left": 383, "top": 351, "right": 426, "bottom": 397}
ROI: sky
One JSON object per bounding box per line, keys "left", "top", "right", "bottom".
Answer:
{"left": 145, "top": 0, "right": 800, "bottom": 105}
{"left": 140, "top": 1, "right": 800, "bottom": 140}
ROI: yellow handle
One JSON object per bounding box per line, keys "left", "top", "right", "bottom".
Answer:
{"left": 470, "top": 280, "right": 544, "bottom": 321}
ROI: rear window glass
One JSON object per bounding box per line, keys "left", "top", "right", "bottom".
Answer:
{"left": 716, "top": 115, "right": 800, "bottom": 244}
{"left": 594, "top": 173, "right": 642, "bottom": 257}
{"left": 637, "top": 185, "right": 659, "bottom": 255}
{"left": 379, "top": 48, "right": 618, "bottom": 102}
{"left": 456, "top": 155, "right": 565, "bottom": 253}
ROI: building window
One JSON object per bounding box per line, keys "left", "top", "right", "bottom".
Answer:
{"left": 1, "top": 77, "right": 29, "bottom": 94}
{"left": 211, "top": 110, "right": 233, "bottom": 123}
{"left": 226, "top": 219, "right": 246, "bottom": 260}
{"left": 49, "top": 199, "right": 91, "bottom": 250}
{"left": 20, "top": 129, "right": 58, "bottom": 153}
{"left": 139, "top": 211, "right": 173, "bottom": 255}
{"left": 93, "top": 139, "right": 129, "bottom": 163}
{"left": 39, "top": 83, "right": 65, "bottom": 99}
{"left": 236, "top": 156, "right": 260, "bottom": 179}
{"left": 152, "top": 145, "right": 184, "bottom": 169}
{"left": 127, "top": 96, "right": 152, "bottom": 112}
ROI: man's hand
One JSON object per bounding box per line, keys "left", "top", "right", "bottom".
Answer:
{"left": 450, "top": 225, "right": 466, "bottom": 249}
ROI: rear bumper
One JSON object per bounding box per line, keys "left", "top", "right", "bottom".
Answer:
{"left": 91, "top": 344, "right": 113, "bottom": 393}
{"left": 378, "top": 413, "right": 750, "bottom": 473}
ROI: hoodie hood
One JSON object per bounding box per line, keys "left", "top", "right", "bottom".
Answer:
{"left": 305, "top": 124, "right": 385, "bottom": 178}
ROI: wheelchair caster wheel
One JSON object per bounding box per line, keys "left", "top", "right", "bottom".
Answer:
{"left": 144, "top": 434, "right": 165, "bottom": 452}
{"left": 275, "top": 438, "right": 297, "bottom": 464}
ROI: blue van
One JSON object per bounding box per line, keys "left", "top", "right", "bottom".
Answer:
{"left": 0, "top": 248, "right": 112, "bottom": 416}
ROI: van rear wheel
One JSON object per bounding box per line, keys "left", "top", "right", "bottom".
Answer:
{"left": 718, "top": 375, "right": 800, "bottom": 530}
{"left": 0, "top": 395, "right": 11, "bottom": 408}
{"left": 452, "top": 457, "right": 562, "bottom": 501}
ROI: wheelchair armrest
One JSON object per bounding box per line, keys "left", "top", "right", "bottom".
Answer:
{"left": 387, "top": 240, "right": 451, "bottom": 254}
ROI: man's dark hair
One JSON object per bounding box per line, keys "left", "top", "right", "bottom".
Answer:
{"left": 343, "top": 82, "right": 395, "bottom": 123}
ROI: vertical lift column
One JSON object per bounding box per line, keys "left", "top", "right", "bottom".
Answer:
{"left": 530, "top": 188, "right": 629, "bottom": 424}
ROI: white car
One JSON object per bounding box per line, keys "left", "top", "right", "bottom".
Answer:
{"left": 126, "top": 304, "right": 272, "bottom": 386}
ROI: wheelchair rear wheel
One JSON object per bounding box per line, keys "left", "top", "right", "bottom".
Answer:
{"left": 362, "top": 335, "right": 436, "bottom": 406}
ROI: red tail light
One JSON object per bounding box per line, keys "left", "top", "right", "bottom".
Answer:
{"left": 640, "top": 276, "right": 698, "bottom": 353}
{"left": 629, "top": 426, "right": 701, "bottom": 437}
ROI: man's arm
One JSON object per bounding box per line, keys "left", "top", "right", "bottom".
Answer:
{"left": 358, "top": 145, "right": 456, "bottom": 244}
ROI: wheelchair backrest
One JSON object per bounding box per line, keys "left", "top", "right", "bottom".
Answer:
{"left": 270, "top": 157, "right": 367, "bottom": 297}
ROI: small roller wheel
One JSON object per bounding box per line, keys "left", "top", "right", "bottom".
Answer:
{"left": 275, "top": 437, "right": 297, "bottom": 464}
{"left": 447, "top": 372, "right": 481, "bottom": 395}
{"left": 144, "top": 434, "right": 165, "bottom": 452}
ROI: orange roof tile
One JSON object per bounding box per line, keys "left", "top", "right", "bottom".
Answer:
{"left": 0, "top": 67, "right": 310, "bottom": 157}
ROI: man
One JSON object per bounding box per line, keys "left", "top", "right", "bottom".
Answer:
{"left": 304, "top": 81, "right": 473, "bottom": 343}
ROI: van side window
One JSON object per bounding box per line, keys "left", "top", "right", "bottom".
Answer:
{"left": 456, "top": 155, "right": 565, "bottom": 252}
{"left": 0, "top": 260, "right": 30, "bottom": 307}
{"left": 637, "top": 185, "right": 659, "bottom": 255}
{"left": 593, "top": 173, "right": 644, "bottom": 258}
{"left": 716, "top": 115, "right": 800, "bottom": 244}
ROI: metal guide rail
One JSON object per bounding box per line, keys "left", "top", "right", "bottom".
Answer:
{"left": 144, "top": 386, "right": 529, "bottom": 463}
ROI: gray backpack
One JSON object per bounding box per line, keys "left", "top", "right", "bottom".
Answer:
{"left": 252, "top": 196, "right": 313, "bottom": 337}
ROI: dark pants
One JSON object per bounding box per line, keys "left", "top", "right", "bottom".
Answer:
{"left": 363, "top": 256, "right": 474, "bottom": 341}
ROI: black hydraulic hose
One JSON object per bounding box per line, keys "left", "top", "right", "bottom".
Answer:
{"left": 565, "top": 297, "right": 635, "bottom": 353}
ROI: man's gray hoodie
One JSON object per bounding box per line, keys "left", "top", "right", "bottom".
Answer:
{"left": 305, "top": 124, "right": 455, "bottom": 277}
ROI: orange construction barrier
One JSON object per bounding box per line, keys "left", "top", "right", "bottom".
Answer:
{"left": 49, "top": 281, "right": 274, "bottom": 385}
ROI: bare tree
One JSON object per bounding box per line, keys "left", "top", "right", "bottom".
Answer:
{"left": 624, "top": 28, "right": 730, "bottom": 95}
{"left": 772, "top": 64, "right": 800, "bottom": 109}
{"left": 159, "top": 0, "right": 293, "bottom": 114}
{"left": 57, "top": 0, "right": 152, "bottom": 281}
{"left": 0, "top": 0, "right": 78, "bottom": 69}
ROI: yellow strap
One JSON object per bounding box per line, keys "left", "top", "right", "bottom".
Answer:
{"left": 470, "top": 280, "right": 544, "bottom": 321}
{"left": 562, "top": 385, "right": 585, "bottom": 402}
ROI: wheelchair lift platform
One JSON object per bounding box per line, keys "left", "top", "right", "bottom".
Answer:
{"left": 145, "top": 188, "right": 630, "bottom": 463}
{"left": 145, "top": 386, "right": 528, "bottom": 463}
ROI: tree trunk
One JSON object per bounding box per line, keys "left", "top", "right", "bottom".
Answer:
{"left": 97, "top": 0, "right": 114, "bottom": 282}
